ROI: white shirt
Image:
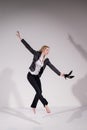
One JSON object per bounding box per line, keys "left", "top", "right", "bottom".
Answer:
{"left": 29, "top": 54, "right": 45, "bottom": 75}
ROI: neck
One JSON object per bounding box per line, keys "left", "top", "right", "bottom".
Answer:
{"left": 41, "top": 52, "right": 45, "bottom": 57}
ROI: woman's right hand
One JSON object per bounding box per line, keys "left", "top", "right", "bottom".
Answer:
{"left": 16, "top": 31, "right": 22, "bottom": 40}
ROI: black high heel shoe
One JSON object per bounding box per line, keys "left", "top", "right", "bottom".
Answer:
{"left": 64, "top": 70, "right": 75, "bottom": 79}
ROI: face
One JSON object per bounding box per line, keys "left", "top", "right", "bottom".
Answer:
{"left": 43, "top": 47, "right": 50, "bottom": 55}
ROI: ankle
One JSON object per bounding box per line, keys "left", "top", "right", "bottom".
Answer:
{"left": 31, "top": 107, "right": 36, "bottom": 114}
{"left": 45, "top": 105, "right": 51, "bottom": 113}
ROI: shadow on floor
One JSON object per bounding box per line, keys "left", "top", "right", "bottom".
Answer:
{"left": 0, "top": 107, "right": 40, "bottom": 125}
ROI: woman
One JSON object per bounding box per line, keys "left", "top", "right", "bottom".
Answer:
{"left": 16, "top": 31, "right": 65, "bottom": 114}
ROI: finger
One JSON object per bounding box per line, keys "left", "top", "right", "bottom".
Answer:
{"left": 17, "top": 31, "right": 20, "bottom": 34}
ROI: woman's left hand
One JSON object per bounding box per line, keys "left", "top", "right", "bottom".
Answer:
{"left": 60, "top": 73, "right": 64, "bottom": 77}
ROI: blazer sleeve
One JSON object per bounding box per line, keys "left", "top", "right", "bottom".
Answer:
{"left": 21, "top": 39, "right": 36, "bottom": 55}
{"left": 47, "top": 58, "right": 61, "bottom": 76}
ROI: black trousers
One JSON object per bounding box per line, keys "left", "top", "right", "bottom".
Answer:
{"left": 27, "top": 72, "right": 48, "bottom": 108}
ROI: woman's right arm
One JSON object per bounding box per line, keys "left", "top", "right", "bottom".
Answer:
{"left": 16, "top": 31, "right": 36, "bottom": 55}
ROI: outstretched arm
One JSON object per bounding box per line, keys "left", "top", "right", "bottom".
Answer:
{"left": 47, "top": 58, "right": 64, "bottom": 77}
{"left": 16, "top": 31, "right": 36, "bottom": 55}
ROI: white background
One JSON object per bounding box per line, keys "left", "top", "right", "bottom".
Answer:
{"left": 0, "top": 0, "right": 87, "bottom": 108}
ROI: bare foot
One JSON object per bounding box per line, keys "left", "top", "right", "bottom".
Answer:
{"left": 45, "top": 105, "right": 51, "bottom": 113}
{"left": 32, "top": 108, "right": 36, "bottom": 114}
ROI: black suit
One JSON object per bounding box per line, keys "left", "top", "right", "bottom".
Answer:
{"left": 21, "top": 39, "right": 61, "bottom": 77}
{"left": 21, "top": 39, "right": 61, "bottom": 108}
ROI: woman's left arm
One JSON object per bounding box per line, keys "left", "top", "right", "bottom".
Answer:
{"left": 47, "top": 58, "right": 64, "bottom": 77}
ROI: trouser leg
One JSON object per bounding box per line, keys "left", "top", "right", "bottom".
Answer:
{"left": 31, "top": 94, "right": 39, "bottom": 108}
{"left": 27, "top": 72, "right": 48, "bottom": 108}
{"left": 31, "top": 75, "right": 42, "bottom": 107}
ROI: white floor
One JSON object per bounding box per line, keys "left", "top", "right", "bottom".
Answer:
{"left": 0, "top": 106, "right": 87, "bottom": 130}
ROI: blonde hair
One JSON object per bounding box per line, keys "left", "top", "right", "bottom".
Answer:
{"left": 39, "top": 45, "right": 49, "bottom": 52}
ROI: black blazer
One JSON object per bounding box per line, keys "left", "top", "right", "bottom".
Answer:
{"left": 21, "top": 39, "right": 61, "bottom": 78}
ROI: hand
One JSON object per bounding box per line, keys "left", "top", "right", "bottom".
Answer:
{"left": 60, "top": 73, "right": 64, "bottom": 77}
{"left": 16, "top": 31, "right": 22, "bottom": 40}
{"left": 16, "top": 31, "right": 20, "bottom": 37}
